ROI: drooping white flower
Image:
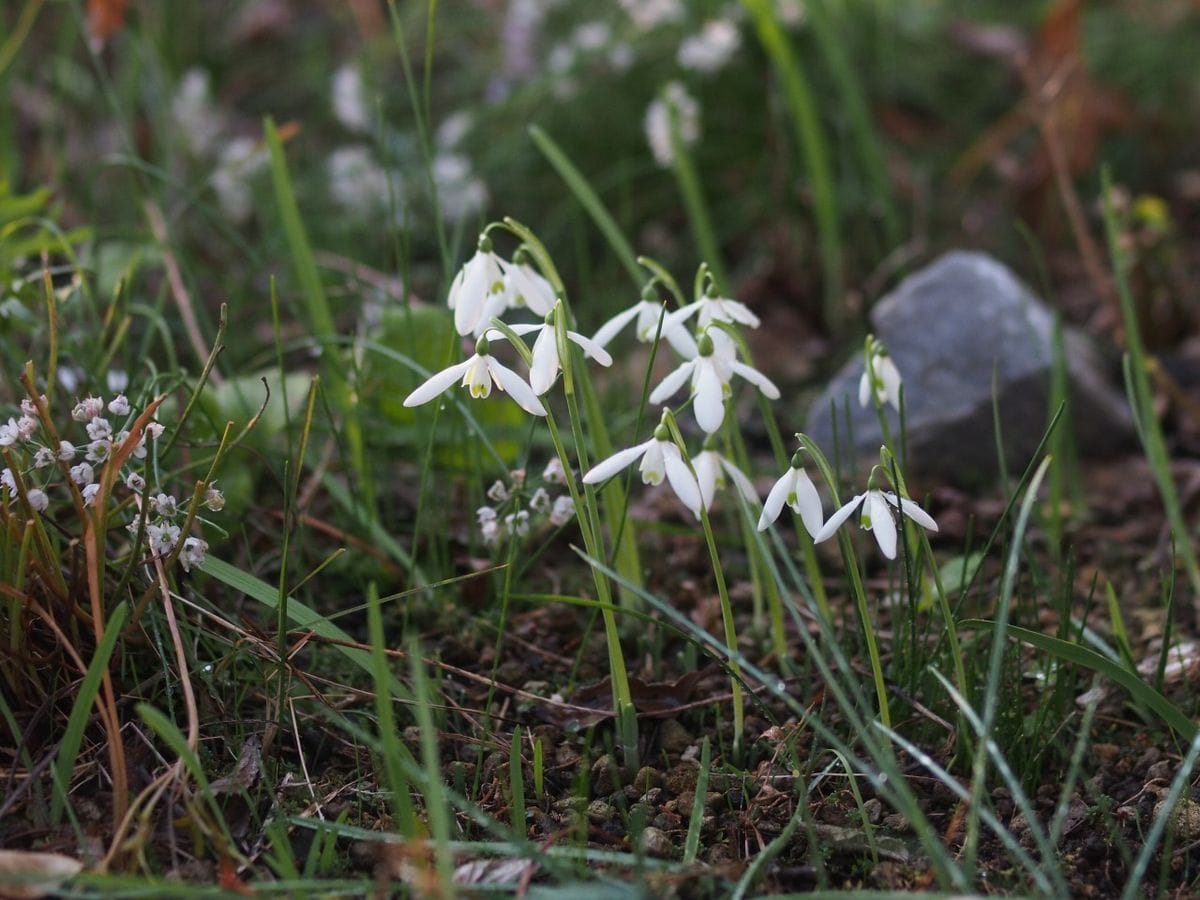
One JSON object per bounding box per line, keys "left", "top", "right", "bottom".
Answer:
{"left": 501, "top": 247, "right": 556, "bottom": 317}
{"left": 448, "top": 235, "right": 510, "bottom": 337}
{"left": 492, "top": 309, "right": 613, "bottom": 395}
{"left": 859, "top": 335, "right": 903, "bottom": 411}
{"left": 591, "top": 287, "right": 698, "bottom": 357}
{"left": 403, "top": 336, "right": 547, "bottom": 416}
{"left": 664, "top": 284, "right": 761, "bottom": 332}
{"left": 649, "top": 329, "right": 780, "bottom": 434}
{"left": 331, "top": 64, "right": 370, "bottom": 133}
{"left": 542, "top": 457, "right": 567, "bottom": 485}
{"left": 27, "top": 489, "right": 49, "bottom": 512}
{"left": 813, "top": 489, "right": 937, "bottom": 560}
{"left": 758, "top": 454, "right": 823, "bottom": 537}
{"left": 432, "top": 152, "right": 489, "bottom": 224}
{"left": 57, "top": 440, "right": 76, "bottom": 461}
{"left": 692, "top": 447, "right": 757, "bottom": 512}
{"left": 108, "top": 394, "right": 131, "bottom": 416}
{"left": 81, "top": 483, "right": 100, "bottom": 507}
{"left": 582, "top": 421, "right": 702, "bottom": 519}
{"left": 70, "top": 462, "right": 94, "bottom": 487}
{"left": 644, "top": 81, "right": 700, "bottom": 168}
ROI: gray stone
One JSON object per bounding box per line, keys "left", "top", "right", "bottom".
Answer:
{"left": 805, "top": 251, "right": 1134, "bottom": 485}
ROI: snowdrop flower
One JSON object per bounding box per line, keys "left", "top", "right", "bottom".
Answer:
{"left": 27, "top": 488, "right": 49, "bottom": 512}
{"left": 172, "top": 68, "right": 222, "bottom": 157}
{"left": 448, "top": 235, "right": 509, "bottom": 337}
{"left": 859, "top": 335, "right": 903, "bottom": 411}
{"left": 180, "top": 536, "right": 208, "bottom": 572}
{"left": 758, "top": 451, "right": 823, "bottom": 537}
{"left": 677, "top": 19, "right": 742, "bottom": 74}
{"left": 502, "top": 247, "right": 556, "bottom": 317}
{"left": 583, "top": 418, "right": 702, "bottom": 519}
{"left": 591, "top": 285, "right": 698, "bottom": 357}
{"left": 644, "top": 81, "right": 700, "bottom": 168}
{"left": 432, "top": 152, "right": 488, "bottom": 224}
{"left": 549, "top": 494, "right": 574, "bottom": 526}
{"left": 665, "top": 283, "right": 761, "bottom": 332}
{"left": 692, "top": 445, "right": 757, "bottom": 511}
{"left": 327, "top": 146, "right": 398, "bottom": 215}
{"left": 813, "top": 489, "right": 937, "bottom": 560}
{"left": 494, "top": 307, "right": 613, "bottom": 395}
{"left": 403, "top": 335, "right": 546, "bottom": 416}
{"left": 649, "top": 330, "right": 780, "bottom": 434}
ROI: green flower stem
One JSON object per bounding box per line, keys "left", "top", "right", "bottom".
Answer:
{"left": 665, "top": 413, "right": 745, "bottom": 755}
{"left": 801, "top": 434, "right": 891, "bottom": 728}
{"left": 503, "top": 218, "right": 645, "bottom": 609}
{"left": 667, "top": 106, "right": 729, "bottom": 294}
{"left": 485, "top": 315, "right": 637, "bottom": 769}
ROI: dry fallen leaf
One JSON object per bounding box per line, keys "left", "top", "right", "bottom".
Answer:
{"left": 0, "top": 849, "right": 84, "bottom": 900}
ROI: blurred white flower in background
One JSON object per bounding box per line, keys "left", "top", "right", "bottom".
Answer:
{"left": 643, "top": 81, "right": 699, "bottom": 168}
{"left": 620, "top": 0, "right": 684, "bottom": 31}
{"left": 436, "top": 111, "right": 475, "bottom": 150}
{"left": 331, "top": 64, "right": 371, "bottom": 133}
{"left": 172, "top": 68, "right": 223, "bottom": 157}
{"left": 677, "top": 19, "right": 742, "bottom": 74}
{"left": 433, "top": 153, "right": 489, "bottom": 223}
{"left": 211, "top": 137, "right": 268, "bottom": 224}
{"left": 327, "top": 146, "right": 400, "bottom": 217}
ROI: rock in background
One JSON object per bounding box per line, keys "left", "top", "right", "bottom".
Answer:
{"left": 804, "top": 252, "right": 1135, "bottom": 486}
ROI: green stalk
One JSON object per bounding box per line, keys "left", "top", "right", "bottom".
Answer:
{"left": 667, "top": 99, "right": 729, "bottom": 293}
{"left": 664, "top": 412, "right": 744, "bottom": 755}
{"left": 1101, "top": 170, "right": 1200, "bottom": 602}
{"left": 741, "top": 0, "right": 844, "bottom": 331}
{"left": 801, "top": 434, "right": 891, "bottom": 728}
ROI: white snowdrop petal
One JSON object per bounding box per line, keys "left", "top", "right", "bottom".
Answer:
{"left": 813, "top": 493, "right": 865, "bottom": 544}
{"left": 404, "top": 359, "right": 473, "bottom": 407}
{"left": 592, "top": 304, "right": 643, "bottom": 348}
{"left": 858, "top": 370, "right": 872, "bottom": 407}
{"left": 693, "top": 451, "right": 719, "bottom": 511}
{"left": 488, "top": 359, "right": 547, "bottom": 415}
{"left": 583, "top": 440, "right": 653, "bottom": 484}
{"left": 649, "top": 361, "right": 695, "bottom": 405}
{"left": 693, "top": 363, "right": 726, "bottom": 434}
{"left": 662, "top": 444, "right": 702, "bottom": 518}
{"left": 663, "top": 325, "right": 699, "bottom": 358}
{"left": 529, "top": 328, "right": 560, "bottom": 395}
{"left": 896, "top": 494, "right": 938, "bottom": 532}
{"left": 721, "top": 459, "right": 758, "bottom": 505}
{"left": 730, "top": 361, "right": 781, "bottom": 399}
{"left": 790, "top": 468, "right": 824, "bottom": 539}
{"left": 758, "top": 469, "right": 793, "bottom": 530}
{"left": 867, "top": 492, "right": 898, "bottom": 559}
{"left": 566, "top": 331, "right": 613, "bottom": 366}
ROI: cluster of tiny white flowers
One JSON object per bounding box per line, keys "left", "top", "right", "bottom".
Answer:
{"left": 474, "top": 462, "right": 575, "bottom": 547}
{"left": 0, "top": 387, "right": 223, "bottom": 572}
